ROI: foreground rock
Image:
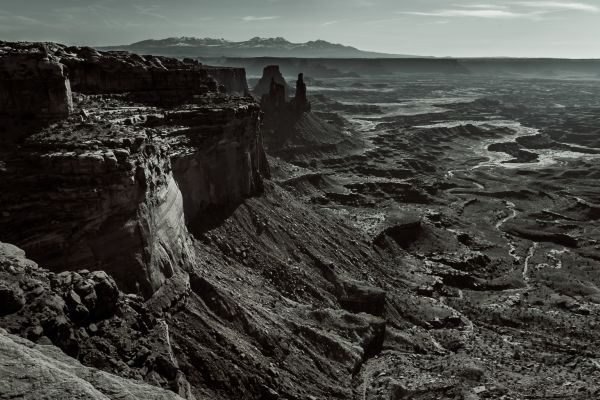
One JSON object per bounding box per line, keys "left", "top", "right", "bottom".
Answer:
{"left": 0, "top": 328, "right": 186, "bottom": 400}
{"left": 0, "top": 242, "right": 198, "bottom": 398}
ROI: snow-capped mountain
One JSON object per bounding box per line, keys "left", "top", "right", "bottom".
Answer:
{"left": 99, "top": 37, "right": 408, "bottom": 58}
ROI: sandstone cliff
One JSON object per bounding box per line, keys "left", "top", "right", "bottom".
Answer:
{"left": 0, "top": 43, "right": 268, "bottom": 297}
{"left": 252, "top": 65, "right": 291, "bottom": 97}
{"left": 202, "top": 66, "right": 250, "bottom": 96}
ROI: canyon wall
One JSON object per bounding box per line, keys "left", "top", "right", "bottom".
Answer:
{"left": 0, "top": 42, "right": 269, "bottom": 297}
{"left": 202, "top": 66, "right": 249, "bottom": 96}
{"left": 0, "top": 45, "right": 73, "bottom": 141}
{"left": 166, "top": 105, "right": 269, "bottom": 229}
{"left": 0, "top": 53, "right": 73, "bottom": 119}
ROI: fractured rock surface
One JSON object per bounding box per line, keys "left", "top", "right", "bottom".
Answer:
{"left": 0, "top": 42, "right": 268, "bottom": 298}
{"left": 0, "top": 328, "right": 187, "bottom": 400}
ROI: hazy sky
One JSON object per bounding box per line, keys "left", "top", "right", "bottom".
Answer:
{"left": 1, "top": 0, "right": 599, "bottom": 57}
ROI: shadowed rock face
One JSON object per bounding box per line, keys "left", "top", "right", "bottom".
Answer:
{"left": 253, "top": 65, "right": 291, "bottom": 97}
{"left": 0, "top": 42, "right": 269, "bottom": 298}
{"left": 0, "top": 47, "right": 74, "bottom": 142}
{"left": 292, "top": 73, "right": 310, "bottom": 112}
{"left": 257, "top": 66, "right": 360, "bottom": 161}
{"left": 201, "top": 66, "right": 250, "bottom": 96}
{"left": 0, "top": 52, "right": 73, "bottom": 118}
{"left": 0, "top": 99, "right": 268, "bottom": 298}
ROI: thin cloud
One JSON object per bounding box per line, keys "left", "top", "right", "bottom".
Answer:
{"left": 134, "top": 5, "right": 169, "bottom": 21}
{"left": 0, "top": 10, "right": 53, "bottom": 27}
{"left": 399, "top": 9, "right": 534, "bottom": 18}
{"left": 517, "top": 1, "right": 599, "bottom": 12}
{"left": 400, "top": 1, "right": 598, "bottom": 21}
{"left": 456, "top": 4, "right": 509, "bottom": 9}
{"left": 242, "top": 15, "right": 280, "bottom": 21}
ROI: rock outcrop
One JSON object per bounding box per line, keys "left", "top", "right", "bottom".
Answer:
{"left": 0, "top": 98, "right": 268, "bottom": 297}
{"left": 291, "top": 73, "right": 310, "bottom": 112}
{"left": 0, "top": 42, "right": 269, "bottom": 297}
{"left": 62, "top": 46, "right": 218, "bottom": 103}
{"left": 260, "top": 77, "right": 287, "bottom": 112}
{"left": 202, "top": 66, "right": 250, "bottom": 96}
{"left": 257, "top": 65, "right": 359, "bottom": 161}
{"left": 253, "top": 65, "right": 291, "bottom": 97}
{"left": 0, "top": 241, "right": 196, "bottom": 398}
{"left": 0, "top": 329, "right": 187, "bottom": 400}
{"left": 0, "top": 44, "right": 73, "bottom": 142}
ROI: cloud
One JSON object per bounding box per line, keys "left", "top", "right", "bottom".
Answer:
{"left": 0, "top": 9, "right": 50, "bottom": 27}
{"left": 400, "top": 1, "right": 598, "bottom": 21}
{"left": 399, "top": 9, "right": 534, "bottom": 18}
{"left": 517, "top": 1, "right": 599, "bottom": 12}
{"left": 242, "top": 15, "right": 280, "bottom": 21}
{"left": 456, "top": 4, "right": 509, "bottom": 9}
{"left": 134, "top": 4, "right": 169, "bottom": 21}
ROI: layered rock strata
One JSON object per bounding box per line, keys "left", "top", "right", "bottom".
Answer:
{"left": 0, "top": 44, "right": 73, "bottom": 142}
{"left": 0, "top": 97, "right": 268, "bottom": 297}
{"left": 0, "top": 42, "right": 268, "bottom": 297}
{"left": 201, "top": 66, "right": 250, "bottom": 96}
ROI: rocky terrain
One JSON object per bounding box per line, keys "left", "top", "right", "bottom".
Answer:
{"left": 1, "top": 41, "right": 600, "bottom": 400}
{"left": 269, "top": 73, "right": 600, "bottom": 399}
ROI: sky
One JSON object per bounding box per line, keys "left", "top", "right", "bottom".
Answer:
{"left": 0, "top": 0, "right": 599, "bottom": 57}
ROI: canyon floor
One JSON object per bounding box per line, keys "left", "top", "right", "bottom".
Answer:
{"left": 269, "top": 74, "right": 600, "bottom": 399}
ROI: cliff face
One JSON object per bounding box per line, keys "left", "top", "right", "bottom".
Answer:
{"left": 201, "top": 66, "right": 250, "bottom": 96}
{"left": 0, "top": 46, "right": 74, "bottom": 142}
{"left": 0, "top": 42, "right": 268, "bottom": 298}
{"left": 0, "top": 53, "right": 73, "bottom": 118}
{"left": 252, "top": 65, "right": 291, "bottom": 97}
{"left": 166, "top": 105, "right": 269, "bottom": 230}
{"left": 0, "top": 99, "right": 267, "bottom": 298}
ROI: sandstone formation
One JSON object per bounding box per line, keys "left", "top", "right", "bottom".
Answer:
{"left": 291, "top": 73, "right": 310, "bottom": 112}
{"left": 0, "top": 42, "right": 268, "bottom": 297}
{"left": 0, "top": 329, "right": 187, "bottom": 400}
{"left": 252, "top": 65, "right": 291, "bottom": 97}
{"left": 257, "top": 65, "right": 361, "bottom": 161}
{"left": 0, "top": 44, "right": 73, "bottom": 142}
{"left": 0, "top": 99, "right": 268, "bottom": 298}
{"left": 201, "top": 66, "right": 250, "bottom": 96}
{"left": 0, "top": 241, "right": 196, "bottom": 398}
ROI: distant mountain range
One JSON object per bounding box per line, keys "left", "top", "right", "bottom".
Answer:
{"left": 99, "top": 37, "right": 415, "bottom": 58}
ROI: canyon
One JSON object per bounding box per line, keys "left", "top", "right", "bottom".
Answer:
{"left": 1, "top": 40, "right": 600, "bottom": 400}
